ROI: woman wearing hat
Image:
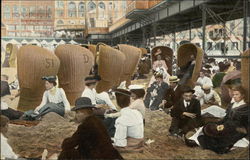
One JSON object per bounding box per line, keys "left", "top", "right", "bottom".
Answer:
{"left": 198, "top": 86, "right": 249, "bottom": 154}
{"left": 24, "top": 76, "right": 71, "bottom": 120}
{"left": 128, "top": 85, "right": 146, "bottom": 120}
{"left": 113, "top": 89, "right": 144, "bottom": 152}
{"left": 58, "top": 97, "right": 123, "bottom": 160}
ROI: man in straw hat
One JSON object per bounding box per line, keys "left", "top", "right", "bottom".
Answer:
{"left": 58, "top": 97, "right": 123, "bottom": 160}
{"left": 160, "top": 76, "right": 183, "bottom": 112}
{"left": 169, "top": 86, "right": 201, "bottom": 137}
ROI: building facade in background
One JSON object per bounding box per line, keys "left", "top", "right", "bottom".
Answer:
{"left": 1, "top": 0, "right": 55, "bottom": 38}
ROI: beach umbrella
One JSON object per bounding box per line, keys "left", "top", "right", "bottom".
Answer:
{"left": 7, "top": 39, "right": 20, "bottom": 45}
{"left": 21, "top": 39, "right": 28, "bottom": 45}
{"left": 69, "top": 40, "right": 78, "bottom": 44}
{"left": 58, "top": 40, "right": 66, "bottom": 45}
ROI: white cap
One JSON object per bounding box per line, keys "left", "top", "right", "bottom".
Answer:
{"left": 128, "top": 84, "right": 144, "bottom": 90}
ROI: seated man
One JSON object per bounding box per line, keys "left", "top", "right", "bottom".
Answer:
{"left": 196, "top": 84, "right": 221, "bottom": 106}
{"left": 169, "top": 86, "right": 201, "bottom": 136}
{"left": 113, "top": 89, "right": 144, "bottom": 152}
{"left": 144, "top": 73, "right": 168, "bottom": 111}
{"left": 58, "top": 97, "right": 123, "bottom": 160}
{"left": 160, "top": 76, "right": 183, "bottom": 113}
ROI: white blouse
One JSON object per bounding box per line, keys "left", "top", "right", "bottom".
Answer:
{"left": 114, "top": 107, "right": 144, "bottom": 147}
{"left": 36, "top": 87, "right": 70, "bottom": 111}
{"left": 1, "top": 133, "right": 18, "bottom": 159}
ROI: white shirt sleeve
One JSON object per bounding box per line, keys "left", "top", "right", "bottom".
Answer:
{"left": 60, "top": 88, "right": 71, "bottom": 111}
{"left": 96, "top": 92, "right": 117, "bottom": 110}
{"left": 114, "top": 123, "right": 128, "bottom": 147}
{"left": 35, "top": 91, "right": 48, "bottom": 111}
{"left": 1, "top": 134, "right": 18, "bottom": 159}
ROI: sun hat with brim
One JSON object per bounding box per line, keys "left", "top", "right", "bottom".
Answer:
{"left": 71, "top": 97, "right": 95, "bottom": 111}
{"left": 169, "top": 76, "right": 180, "bottom": 83}
{"left": 128, "top": 85, "right": 144, "bottom": 90}
{"left": 85, "top": 76, "right": 98, "bottom": 84}
{"left": 41, "top": 76, "right": 57, "bottom": 81}
{"left": 113, "top": 89, "right": 131, "bottom": 97}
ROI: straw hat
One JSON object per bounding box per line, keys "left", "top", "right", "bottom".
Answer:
{"left": 169, "top": 76, "right": 180, "bottom": 83}
{"left": 202, "top": 84, "right": 212, "bottom": 90}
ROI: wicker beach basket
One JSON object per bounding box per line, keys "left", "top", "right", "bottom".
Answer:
{"left": 152, "top": 46, "right": 173, "bottom": 75}
{"left": 55, "top": 44, "right": 94, "bottom": 105}
{"left": 17, "top": 45, "right": 60, "bottom": 111}
{"left": 95, "top": 43, "right": 126, "bottom": 93}
{"left": 177, "top": 43, "right": 203, "bottom": 88}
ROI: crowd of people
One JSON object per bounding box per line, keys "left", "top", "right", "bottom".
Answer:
{"left": 0, "top": 46, "right": 249, "bottom": 159}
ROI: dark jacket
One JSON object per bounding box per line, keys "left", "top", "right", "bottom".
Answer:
{"left": 198, "top": 103, "right": 249, "bottom": 154}
{"left": 58, "top": 115, "right": 123, "bottom": 160}
{"left": 144, "top": 81, "right": 168, "bottom": 110}
{"left": 1, "top": 81, "right": 11, "bottom": 97}
{"left": 163, "top": 85, "right": 183, "bottom": 108}
{"left": 171, "top": 98, "right": 201, "bottom": 119}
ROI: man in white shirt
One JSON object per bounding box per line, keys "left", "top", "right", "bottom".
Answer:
{"left": 113, "top": 89, "right": 144, "bottom": 152}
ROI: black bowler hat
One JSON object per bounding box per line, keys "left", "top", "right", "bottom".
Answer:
{"left": 41, "top": 75, "right": 57, "bottom": 81}
{"left": 71, "top": 97, "right": 95, "bottom": 111}
{"left": 181, "top": 86, "right": 195, "bottom": 94}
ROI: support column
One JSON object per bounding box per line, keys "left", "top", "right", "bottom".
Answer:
{"left": 173, "top": 31, "right": 176, "bottom": 52}
{"left": 223, "top": 22, "right": 227, "bottom": 55}
{"left": 120, "top": 36, "right": 122, "bottom": 43}
{"left": 243, "top": 0, "right": 249, "bottom": 51}
{"left": 189, "top": 22, "right": 192, "bottom": 41}
{"left": 142, "top": 28, "right": 146, "bottom": 47}
{"left": 153, "top": 23, "right": 157, "bottom": 47}
{"left": 202, "top": 4, "right": 207, "bottom": 51}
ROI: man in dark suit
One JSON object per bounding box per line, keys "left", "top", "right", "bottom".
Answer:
{"left": 58, "top": 97, "right": 123, "bottom": 160}
{"left": 144, "top": 73, "right": 168, "bottom": 110}
{"left": 160, "top": 76, "right": 183, "bottom": 113}
{"left": 169, "top": 86, "right": 201, "bottom": 136}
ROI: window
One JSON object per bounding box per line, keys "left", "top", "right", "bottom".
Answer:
{"left": 29, "top": 6, "right": 36, "bottom": 18}
{"left": 37, "top": 6, "right": 45, "bottom": 18}
{"left": 98, "top": 2, "right": 105, "bottom": 9}
{"left": 56, "top": 10, "right": 64, "bottom": 17}
{"left": 79, "top": 2, "right": 85, "bottom": 17}
{"left": 47, "top": 6, "right": 52, "bottom": 18}
{"left": 4, "top": 5, "right": 11, "bottom": 19}
{"left": 232, "top": 42, "right": 238, "bottom": 50}
{"left": 207, "top": 42, "right": 213, "bottom": 50}
{"left": 21, "top": 6, "right": 28, "bottom": 18}
{"left": 56, "top": 1, "right": 64, "bottom": 9}
{"left": 109, "top": 2, "right": 112, "bottom": 9}
{"left": 68, "top": 2, "right": 77, "bottom": 17}
{"left": 57, "top": 20, "right": 64, "bottom": 25}
{"left": 7, "top": 25, "right": 15, "bottom": 30}
{"left": 7, "top": 32, "right": 16, "bottom": 37}
{"left": 13, "top": 5, "right": 20, "bottom": 18}
{"left": 88, "top": 1, "right": 96, "bottom": 11}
